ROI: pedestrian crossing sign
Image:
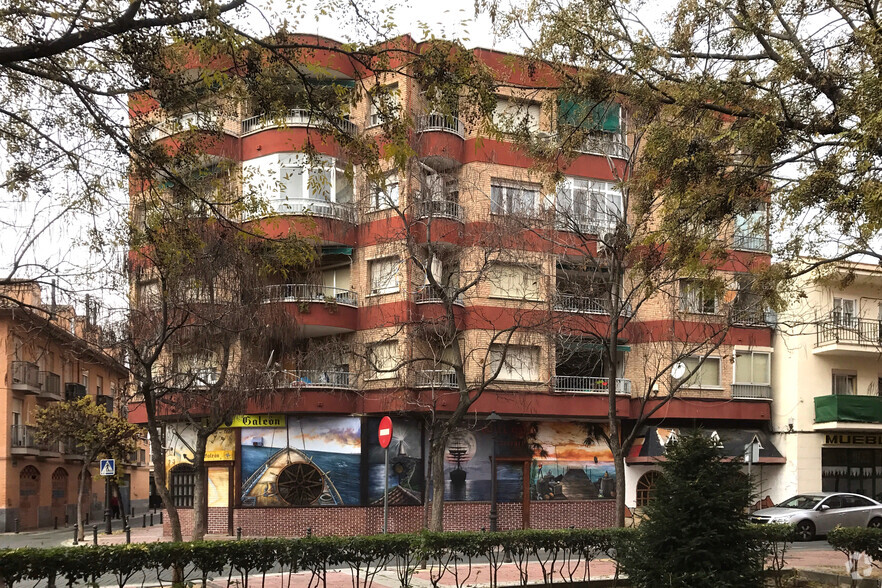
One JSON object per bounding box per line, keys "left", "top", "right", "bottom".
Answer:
{"left": 100, "top": 459, "right": 115, "bottom": 476}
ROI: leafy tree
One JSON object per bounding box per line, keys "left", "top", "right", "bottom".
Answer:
{"left": 33, "top": 396, "right": 141, "bottom": 541}
{"left": 621, "top": 431, "right": 761, "bottom": 587}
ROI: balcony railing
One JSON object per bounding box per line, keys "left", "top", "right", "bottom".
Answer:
{"left": 11, "top": 361, "right": 39, "bottom": 391}
{"left": 260, "top": 284, "right": 358, "bottom": 307}
{"left": 732, "top": 383, "right": 772, "bottom": 399}
{"left": 242, "top": 109, "right": 358, "bottom": 136}
{"left": 573, "top": 132, "right": 630, "bottom": 159}
{"left": 732, "top": 233, "right": 771, "bottom": 252}
{"left": 414, "top": 198, "right": 464, "bottom": 222}
{"left": 414, "top": 285, "right": 464, "bottom": 306}
{"left": 260, "top": 198, "right": 357, "bottom": 224}
{"left": 279, "top": 370, "right": 353, "bottom": 389}
{"left": 732, "top": 308, "right": 777, "bottom": 327}
{"left": 553, "top": 294, "right": 633, "bottom": 317}
{"left": 816, "top": 394, "right": 882, "bottom": 424}
{"left": 816, "top": 316, "right": 882, "bottom": 347}
{"left": 553, "top": 375, "right": 632, "bottom": 395}
{"left": 10, "top": 425, "right": 45, "bottom": 451}
{"left": 414, "top": 369, "right": 459, "bottom": 388}
{"left": 554, "top": 213, "right": 618, "bottom": 237}
{"left": 416, "top": 114, "right": 466, "bottom": 139}
{"left": 39, "top": 371, "right": 62, "bottom": 399}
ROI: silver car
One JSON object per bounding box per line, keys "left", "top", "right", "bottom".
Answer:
{"left": 749, "top": 492, "right": 882, "bottom": 541}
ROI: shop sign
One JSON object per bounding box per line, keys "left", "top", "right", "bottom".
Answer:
{"left": 224, "top": 414, "right": 286, "bottom": 428}
{"left": 824, "top": 434, "right": 882, "bottom": 446}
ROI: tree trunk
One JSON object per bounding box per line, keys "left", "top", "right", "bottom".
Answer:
{"left": 428, "top": 431, "right": 447, "bottom": 532}
{"left": 76, "top": 462, "right": 88, "bottom": 541}
{"left": 191, "top": 433, "right": 209, "bottom": 541}
{"left": 145, "top": 399, "right": 182, "bottom": 541}
{"left": 608, "top": 425, "right": 627, "bottom": 527}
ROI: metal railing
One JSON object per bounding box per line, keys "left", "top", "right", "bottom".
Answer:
{"left": 260, "top": 284, "right": 358, "bottom": 307}
{"left": 732, "top": 307, "right": 776, "bottom": 327}
{"left": 416, "top": 114, "right": 466, "bottom": 139}
{"left": 817, "top": 316, "right": 882, "bottom": 347}
{"left": 553, "top": 375, "right": 632, "bottom": 395}
{"left": 279, "top": 370, "right": 353, "bottom": 389}
{"left": 11, "top": 361, "right": 39, "bottom": 389}
{"left": 414, "top": 198, "right": 464, "bottom": 222}
{"left": 415, "top": 369, "right": 459, "bottom": 388}
{"left": 573, "top": 132, "right": 630, "bottom": 159}
{"left": 732, "top": 383, "right": 772, "bottom": 399}
{"left": 241, "top": 109, "right": 358, "bottom": 136}
{"left": 554, "top": 214, "right": 618, "bottom": 236}
{"left": 553, "top": 294, "right": 633, "bottom": 317}
{"left": 39, "top": 371, "right": 61, "bottom": 397}
{"left": 732, "top": 233, "right": 771, "bottom": 252}
{"left": 10, "top": 425, "right": 45, "bottom": 450}
{"left": 414, "top": 285, "right": 465, "bottom": 306}
{"left": 258, "top": 198, "right": 357, "bottom": 224}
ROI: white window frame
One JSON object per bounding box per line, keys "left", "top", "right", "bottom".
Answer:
{"left": 275, "top": 155, "right": 352, "bottom": 206}
{"left": 833, "top": 297, "right": 857, "bottom": 325}
{"left": 369, "top": 257, "right": 400, "bottom": 296}
{"left": 832, "top": 372, "right": 857, "bottom": 395}
{"left": 368, "top": 341, "right": 399, "bottom": 379}
{"left": 557, "top": 177, "right": 624, "bottom": 229}
{"left": 681, "top": 356, "right": 722, "bottom": 389}
{"left": 679, "top": 279, "right": 718, "bottom": 314}
{"left": 492, "top": 97, "right": 540, "bottom": 133}
{"left": 370, "top": 172, "right": 399, "bottom": 210}
{"left": 369, "top": 84, "right": 400, "bottom": 127}
{"left": 489, "top": 344, "right": 540, "bottom": 382}
{"left": 733, "top": 351, "right": 770, "bottom": 385}
{"left": 487, "top": 263, "right": 542, "bottom": 301}
{"left": 490, "top": 180, "right": 540, "bottom": 216}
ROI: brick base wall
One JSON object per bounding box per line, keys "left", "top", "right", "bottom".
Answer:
{"left": 163, "top": 500, "right": 615, "bottom": 538}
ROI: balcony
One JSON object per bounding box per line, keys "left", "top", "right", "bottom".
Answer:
{"left": 11, "top": 361, "right": 40, "bottom": 394}
{"left": 554, "top": 213, "right": 618, "bottom": 237}
{"left": 416, "top": 114, "right": 466, "bottom": 139}
{"left": 10, "top": 425, "right": 45, "bottom": 456}
{"left": 731, "top": 383, "right": 772, "bottom": 399}
{"left": 414, "top": 285, "right": 464, "bottom": 307}
{"left": 573, "top": 133, "right": 630, "bottom": 160}
{"left": 414, "top": 369, "right": 459, "bottom": 389}
{"left": 553, "top": 375, "right": 632, "bottom": 395}
{"left": 414, "top": 198, "right": 464, "bottom": 223}
{"left": 241, "top": 109, "right": 358, "bottom": 136}
{"left": 277, "top": 370, "right": 354, "bottom": 389}
{"left": 732, "top": 233, "right": 771, "bottom": 253}
{"left": 261, "top": 198, "right": 357, "bottom": 224}
{"left": 814, "top": 317, "right": 882, "bottom": 356}
{"left": 39, "top": 371, "right": 62, "bottom": 401}
{"left": 731, "top": 308, "right": 777, "bottom": 328}
{"left": 260, "top": 283, "right": 358, "bottom": 337}
{"left": 815, "top": 395, "right": 882, "bottom": 429}
{"left": 261, "top": 284, "right": 358, "bottom": 307}
{"left": 553, "top": 294, "right": 633, "bottom": 317}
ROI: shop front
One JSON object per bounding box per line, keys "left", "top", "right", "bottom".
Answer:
{"left": 821, "top": 433, "right": 882, "bottom": 501}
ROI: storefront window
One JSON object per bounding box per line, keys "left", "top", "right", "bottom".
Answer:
{"left": 822, "top": 447, "right": 882, "bottom": 500}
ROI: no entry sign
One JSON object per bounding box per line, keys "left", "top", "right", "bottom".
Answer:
{"left": 378, "top": 416, "right": 393, "bottom": 449}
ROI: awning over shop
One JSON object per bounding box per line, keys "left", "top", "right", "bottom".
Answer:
{"left": 321, "top": 246, "right": 353, "bottom": 256}
{"left": 626, "top": 426, "right": 785, "bottom": 464}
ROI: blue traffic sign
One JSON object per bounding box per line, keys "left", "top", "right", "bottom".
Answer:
{"left": 99, "top": 459, "right": 116, "bottom": 476}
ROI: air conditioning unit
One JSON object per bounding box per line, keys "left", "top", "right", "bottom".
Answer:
{"left": 64, "top": 383, "right": 86, "bottom": 401}
{"left": 597, "top": 232, "right": 615, "bottom": 254}
{"left": 96, "top": 394, "right": 114, "bottom": 413}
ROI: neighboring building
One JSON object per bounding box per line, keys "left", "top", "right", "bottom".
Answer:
{"left": 129, "top": 34, "right": 778, "bottom": 536}
{"left": 0, "top": 283, "right": 149, "bottom": 530}
{"left": 770, "top": 260, "right": 882, "bottom": 502}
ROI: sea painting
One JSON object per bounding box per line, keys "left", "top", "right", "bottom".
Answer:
{"left": 442, "top": 423, "right": 524, "bottom": 502}
{"left": 365, "top": 417, "right": 424, "bottom": 505}
{"left": 528, "top": 422, "right": 616, "bottom": 500}
{"left": 240, "top": 416, "right": 361, "bottom": 507}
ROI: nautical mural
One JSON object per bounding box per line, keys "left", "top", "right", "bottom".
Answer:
{"left": 240, "top": 416, "right": 361, "bottom": 507}
{"left": 365, "top": 418, "right": 423, "bottom": 505}
{"left": 442, "top": 422, "right": 526, "bottom": 502}
{"left": 165, "top": 424, "right": 235, "bottom": 475}
{"left": 528, "top": 422, "right": 616, "bottom": 500}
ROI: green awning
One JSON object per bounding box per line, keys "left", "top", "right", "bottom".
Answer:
{"left": 322, "top": 246, "right": 353, "bottom": 256}
{"left": 558, "top": 99, "right": 620, "bottom": 133}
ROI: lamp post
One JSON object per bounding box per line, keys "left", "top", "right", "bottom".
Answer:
{"left": 487, "top": 411, "right": 502, "bottom": 532}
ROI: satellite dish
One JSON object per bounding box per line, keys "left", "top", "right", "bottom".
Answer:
{"left": 671, "top": 362, "right": 687, "bottom": 379}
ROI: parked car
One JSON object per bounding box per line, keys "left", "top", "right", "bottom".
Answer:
{"left": 749, "top": 492, "right": 882, "bottom": 541}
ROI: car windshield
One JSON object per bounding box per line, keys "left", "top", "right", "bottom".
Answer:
{"left": 776, "top": 495, "right": 824, "bottom": 509}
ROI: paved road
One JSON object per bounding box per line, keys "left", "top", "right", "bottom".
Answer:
{"left": 0, "top": 518, "right": 149, "bottom": 549}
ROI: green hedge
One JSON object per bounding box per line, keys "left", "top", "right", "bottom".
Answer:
{"left": 828, "top": 526, "right": 882, "bottom": 559}
{"left": 0, "top": 526, "right": 791, "bottom": 588}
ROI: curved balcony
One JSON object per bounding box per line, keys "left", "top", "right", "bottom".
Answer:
{"left": 572, "top": 132, "right": 630, "bottom": 160}
{"left": 414, "top": 369, "right": 458, "bottom": 389}
{"left": 416, "top": 114, "right": 466, "bottom": 139}
{"left": 553, "top": 294, "right": 633, "bottom": 317}
{"left": 415, "top": 114, "right": 465, "bottom": 169}
{"left": 276, "top": 370, "right": 354, "bottom": 390}
{"left": 414, "top": 198, "right": 464, "bottom": 223}
{"left": 258, "top": 198, "right": 357, "bottom": 224}
{"left": 242, "top": 109, "right": 358, "bottom": 136}
{"left": 262, "top": 284, "right": 357, "bottom": 307}
{"left": 553, "top": 375, "right": 632, "bottom": 395}
{"left": 260, "top": 284, "right": 358, "bottom": 337}
{"left": 414, "top": 285, "right": 464, "bottom": 307}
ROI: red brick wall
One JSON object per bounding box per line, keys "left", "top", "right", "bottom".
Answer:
{"left": 163, "top": 500, "right": 615, "bottom": 538}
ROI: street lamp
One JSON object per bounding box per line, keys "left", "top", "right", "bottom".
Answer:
{"left": 486, "top": 411, "right": 502, "bottom": 532}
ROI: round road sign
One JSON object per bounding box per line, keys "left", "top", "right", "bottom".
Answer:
{"left": 378, "top": 416, "right": 393, "bottom": 449}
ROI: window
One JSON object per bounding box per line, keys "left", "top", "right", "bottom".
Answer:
{"left": 557, "top": 178, "right": 623, "bottom": 228}
{"left": 369, "top": 341, "right": 398, "bottom": 379}
{"left": 170, "top": 464, "right": 196, "bottom": 508}
{"left": 489, "top": 345, "right": 540, "bottom": 381}
{"left": 681, "top": 356, "right": 721, "bottom": 388}
{"left": 487, "top": 264, "right": 541, "bottom": 300}
{"left": 96, "top": 376, "right": 103, "bottom": 397}
{"left": 679, "top": 280, "right": 717, "bottom": 314}
{"left": 493, "top": 97, "right": 540, "bottom": 133}
{"left": 558, "top": 99, "right": 621, "bottom": 133}
{"left": 833, "top": 297, "right": 857, "bottom": 326}
{"left": 490, "top": 180, "right": 540, "bottom": 215}
{"left": 734, "top": 351, "right": 770, "bottom": 384}
{"left": 636, "top": 471, "right": 660, "bottom": 507}
{"left": 833, "top": 373, "right": 857, "bottom": 395}
{"left": 369, "top": 257, "right": 400, "bottom": 295}
{"left": 733, "top": 203, "right": 769, "bottom": 251}
{"left": 81, "top": 371, "right": 89, "bottom": 392}
{"left": 369, "top": 84, "right": 399, "bottom": 127}
{"left": 137, "top": 281, "right": 161, "bottom": 307}
{"left": 370, "top": 173, "right": 399, "bottom": 210}
{"left": 276, "top": 157, "right": 351, "bottom": 205}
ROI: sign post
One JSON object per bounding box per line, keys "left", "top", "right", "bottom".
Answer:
{"left": 100, "top": 459, "right": 115, "bottom": 535}
{"left": 378, "top": 416, "right": 393, "bottom": 534}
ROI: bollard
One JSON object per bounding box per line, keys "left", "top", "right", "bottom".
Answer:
{"left": 125, "top": 526, "right": 131, "bottom": 544}
{"left": 73, "top": 524, "right": 78, "bottom": 546}
{"left": 131, "top": 506, "right": 135, "bottom": 517}
{"left": 236, "top": 527, "right": 242, "bottom": 540}
{"left": 158, "top": 512, "right": 163, "bottom": 524}
{"left": 14, "top": 519, "right": 19, "bottom": 534}
{"left": 92, "top": 525, "right": 98, "bottom": 546}
{"left": 54, "top": 517, "right": 58, "bottom": 530}
{"left": 149, "top": 513, "right": 154, "bottom": 526}
{"left": 142, "top": 514, "right": 146, "bottom": 528}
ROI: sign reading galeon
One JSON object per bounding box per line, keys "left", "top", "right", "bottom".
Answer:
{"left": 223, "top": 414, "right": 286, "bottom": 428}
{"left": 825, "top": 434, "right": 882, "bottom": 446}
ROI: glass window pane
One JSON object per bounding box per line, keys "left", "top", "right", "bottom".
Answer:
{"left": 754, "top": 353, "right": 770, "bottom": 384}
{"left": 280, "top": 166, "right": 304, "bottom": 200}
{"left": 735, "top": 352, "right": 752, "bottom": 383}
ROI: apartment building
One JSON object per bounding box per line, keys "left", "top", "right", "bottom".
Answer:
{"left": 0, "top": 283, "right": 149, "bottom": 531}
{"left": 129, "top": 34, "right": 779, "bottom": 536}
{"left": 770, "top": 261, "right": 882, "bottom": 502}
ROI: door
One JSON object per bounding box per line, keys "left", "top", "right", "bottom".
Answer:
{"left": 50, "top": 468, "right": 68, "bottom": 526}
{"left": 19, "top": 466, "right": 40, "bottom": 530}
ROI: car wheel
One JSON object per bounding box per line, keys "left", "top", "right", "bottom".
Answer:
{"left": 869, "top": 518, "right": 882, "bottom": 530}
{"left": 795, "top": 520, "right": 815, "bottom": 541}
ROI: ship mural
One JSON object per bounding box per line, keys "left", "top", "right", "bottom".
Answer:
{"left": 240, "top": 416, "right": 361, "bottom": 507}
{"left": 441, "top": 426, "right": 523, "bottom": 502}
{"left": 528, "top": 422, "right": 616, "bottom": 501}
{"left": 366, "top": 418, "right": 424, "bottom": 505}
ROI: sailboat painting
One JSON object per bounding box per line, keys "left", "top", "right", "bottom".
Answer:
{"left": 365, "top": 418, "right": 424, "bottom": 505}
{"left": 240, "top": 417, "right": 362, "bottom": 507}
{"left": 441, "top": 426, "right": 523, "bottom": 502}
